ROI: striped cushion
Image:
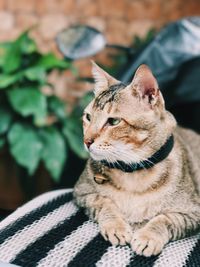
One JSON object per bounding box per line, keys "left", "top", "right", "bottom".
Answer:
{"left": 0, "top": 189, "right": 199, "bottom": 267}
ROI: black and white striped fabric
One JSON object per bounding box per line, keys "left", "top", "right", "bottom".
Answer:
{"left": 0, "top": 189, "right": 199, "bottom": 267}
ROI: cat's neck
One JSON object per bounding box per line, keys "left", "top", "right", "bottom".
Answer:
{"left": 100, "top": 135, "right": 174, "bottom": 173}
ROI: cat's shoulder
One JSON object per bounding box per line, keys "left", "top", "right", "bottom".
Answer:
{"left": 175, "top": 125, "right": 200, "bottom": 148}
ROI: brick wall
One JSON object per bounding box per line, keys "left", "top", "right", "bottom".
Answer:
{"left": 0, "top": 0, "right": 200, "bottom": 99}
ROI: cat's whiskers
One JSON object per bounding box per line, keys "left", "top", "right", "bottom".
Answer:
{"left": 110, "top": 147, "right": 154, "bottom": 171}
{"left": 108, "top": 147, "right": 142, "bottom": 164}
{"left": 104, "top": 151, "right": 126, "bottom": 170}
{"left": 92, "top": 141, "right": 156, "bottom": 170}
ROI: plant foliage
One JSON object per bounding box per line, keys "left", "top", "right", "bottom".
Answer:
{"left": 0, "top": 30, "right": 91, "bottom": 182}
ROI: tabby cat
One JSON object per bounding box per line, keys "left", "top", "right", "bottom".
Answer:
{"left": 73, "top": 62, "right": 200, "bottom": 257}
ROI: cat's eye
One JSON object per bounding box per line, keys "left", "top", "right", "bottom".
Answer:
{"left": 107, "top": 117, "right": 121, "bottom": 126}
{"left": 85, "top": 113, "right": 91, "bottom": 122}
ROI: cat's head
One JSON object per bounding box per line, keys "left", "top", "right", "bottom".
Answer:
{"left": 83, "top": 62, "right": 176, "bottom": 164}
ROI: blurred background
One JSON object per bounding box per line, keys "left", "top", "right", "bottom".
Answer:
{"left": 0, "top": 0, "right": 200, "bottom": 217}
{"left": 1, "top": 0, "right": 200, "bottom": 90}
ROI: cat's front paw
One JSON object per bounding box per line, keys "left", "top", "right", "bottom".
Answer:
{"left": 100, "top": 219, "right": 132, "bottom": 246}
{"left": 131, "top": 228, "right": 165, "bottom": 257}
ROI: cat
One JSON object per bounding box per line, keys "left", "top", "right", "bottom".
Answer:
{"left": 73, "top": 62, "right": 200, "bottom": 257}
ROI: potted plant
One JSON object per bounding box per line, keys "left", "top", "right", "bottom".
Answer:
{"left": 0, "top": 30, "right": 90, "bottom": 211}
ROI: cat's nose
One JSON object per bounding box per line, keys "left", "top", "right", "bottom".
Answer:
{"left": 84, "top": 138, "right": 94, "bottom": 149}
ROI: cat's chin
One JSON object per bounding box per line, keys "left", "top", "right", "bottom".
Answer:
{"left": 90, "top": 153, "right": 120, "bottom": 164}
{"left": 89, "top": 152, "right": 105, "bottom": 161}
{"left": 89, "top": 151, "right": 112, "bottom": 162}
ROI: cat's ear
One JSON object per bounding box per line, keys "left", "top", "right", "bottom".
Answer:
{"left": 91, "top": 61, "right": 119, "bottom": 96}
{"left": 129, "top": 64, "right": 164, "bottom": 108}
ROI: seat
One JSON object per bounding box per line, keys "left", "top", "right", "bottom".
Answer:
{"left": 0, "top": 189, "right": 199, "bottom": 267}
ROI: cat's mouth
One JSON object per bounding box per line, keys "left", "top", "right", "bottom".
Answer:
{"left": 84, "top": 144, "right": 106, "bottom": 160}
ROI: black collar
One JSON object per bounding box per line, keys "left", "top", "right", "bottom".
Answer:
{"left": 101, "top": 135, "right": 174, "bottom": 173}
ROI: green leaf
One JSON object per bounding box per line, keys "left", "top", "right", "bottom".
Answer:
{"left": 7, "top": 88, "right": 47, "bottom": 124}
{"left": 0, "top": 137, "right": 5, "bottom": 149}
{"left": 24, "top": 67, "right": 46, "bottom": 84}
{"left": 0, "top": 43, "right": 10, "bottom": 67}
{"left": 3, "top": 44, "right": 21, "bottom": 73}
{"left": 0, "top": 67, "right": 46, "bottom": 89}
{"left": 18, "top": 31, "right": 37, "bottom": 55}
{"left": 0, "top": 107, "right": 13, "bottom": 134}
{"left": 8, "top": 123, "right": 43, "bottom": 174}
{"left": 37, "top": 53, "right": 70, "bottom": 70}
{"left": 48, "top": 96, "right": 66, "bottom": 120}
{"left": 40, "top": 127, "right": 67, "bottom": 182}
{"left": 62, "top": 117, "right": 88, "bottom": 159}
{"left": 2, "top": 31, "right": 37, "bottom": 73}
{"left": 0, "top": 73, "right": 21, "bottom": 89}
